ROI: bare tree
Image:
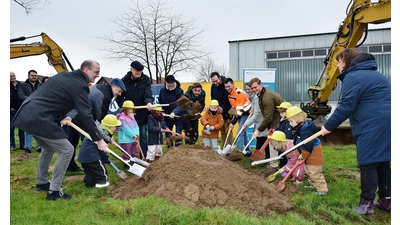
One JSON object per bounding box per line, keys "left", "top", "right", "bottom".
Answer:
{"left": 196, "top": 57, "right": 229, "bottom": 82}
{"left": 99, "top": 0, "right": 209, "bottom": 83}
{"left": 13, "top": 0, "right": 50, "bottom": 13}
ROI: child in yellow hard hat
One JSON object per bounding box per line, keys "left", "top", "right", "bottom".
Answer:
{"left": 78, "top": 114, "right": 121, "bottom": 188}
{"left": 200, "top": 99, "right": 224, "bottom": 152}
{"left": 146, "top": 105, "right": 170, "bottom": 162}
{"left": 116, "top": 100, "right": 140, "bottom": 168}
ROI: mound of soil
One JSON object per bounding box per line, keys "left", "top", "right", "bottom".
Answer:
{"left": 109, "top": 144, "right": 293, "bottom": 216}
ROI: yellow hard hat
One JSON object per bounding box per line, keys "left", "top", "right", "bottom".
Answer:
{"left": 276, "top": 102, "right": 292, "bottom": 109}
{"left": 285, "top": 106, "right": 303, "bottom": 119}
{"left": 122, "top": 100, "right": 135, "bottom": 108}
{"left": 268, "top": 130, "right": 287, "bottom": 142}
{"left": 152, "top": 104, "right": 164, "bottom": 111}
{"left": 210, "top": 100, "right": 219, "bottom": 106}
{"left": 101, "top": 114, "right": 122, "bottom": 127}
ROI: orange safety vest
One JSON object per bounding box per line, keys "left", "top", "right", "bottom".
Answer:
{"left": 228, "top": 86, "right": 251, "bottom": 116}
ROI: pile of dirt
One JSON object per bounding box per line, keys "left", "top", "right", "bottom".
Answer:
{"left": 109, "top": 144, "right": 293, "bottom": 216}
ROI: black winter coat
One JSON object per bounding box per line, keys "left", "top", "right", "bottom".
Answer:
{"left": 158, "top": 80, "right": 184, "bottom": 124}
{"left": 210, "top": 76, "right": 231, "bottom": 119}
{"left": 11, "top": 69, "right": 102, "bottom": 141}
{"left": 10, "top": 81, "right": 23, "bottom": 110}
{"left": 116, "top": 72, "right": 154, "bottom": 126}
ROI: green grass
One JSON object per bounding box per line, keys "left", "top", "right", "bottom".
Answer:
{"left": 9, "top": 134, "right": 391, "bottom": 225}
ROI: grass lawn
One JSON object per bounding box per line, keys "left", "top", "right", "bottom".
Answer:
{"left": 9, "top": 135, "right": 392, "bottom": 225}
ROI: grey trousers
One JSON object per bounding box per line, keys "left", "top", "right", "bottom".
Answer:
{"left": 33, "top": 135, "right": 74, "bottom": 191}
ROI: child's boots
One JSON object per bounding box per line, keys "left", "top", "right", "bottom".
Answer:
{"left": 374, "top": 197, "right": 391, "bottom": 212}
{"left": 353, "top": 198, "right": 375, "bottom": 215}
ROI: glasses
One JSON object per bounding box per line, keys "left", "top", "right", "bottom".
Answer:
{"left": 89, "top": 68, "right": 100, "bottom": 75}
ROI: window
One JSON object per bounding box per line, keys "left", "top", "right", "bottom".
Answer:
{"left": 278, "top": 52, "right": 289, "bottom": 58}
{"left": 358, "top": 46, "right": 368, "bottom": 53}
{"left": 267, "top": 52, "right": 277, "bottom": 59}
{"left": 315, "top": 49, "right": 327, "bottom": 56}
{"left": 369, "top": 45, "right": 382, "bottom": 53}
{"left": 290, "top": 51, "right": 301, "bottom": 58}
{"left": 302, "top": 50, "right": 314, "bottom": 57}
{"left": 383, "top": 45, "right": 391, "bottom": 52}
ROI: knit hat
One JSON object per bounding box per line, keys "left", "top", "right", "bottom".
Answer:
{"left": 130, "top": 61, "right": 144, "bottom": 71}
{"left": 110, "top": 78, "right": 126, "bottom": 91}
{"left": 165, "top": 75, "right": 176, "bottom": 83}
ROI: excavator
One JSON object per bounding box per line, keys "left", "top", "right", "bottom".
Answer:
{"left": 10, "top": 32, "right": 74, "bottom": 73}
{"left": 300, "top": 0, "right": 391, "bottom": 144}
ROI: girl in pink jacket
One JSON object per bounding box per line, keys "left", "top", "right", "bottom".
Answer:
{"left": 268, "top": 131, "right": 305, "bottom": 185}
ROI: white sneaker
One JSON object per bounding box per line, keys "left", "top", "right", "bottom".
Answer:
{"left": 95, "top": 182, "right": 110, "bottom": 188}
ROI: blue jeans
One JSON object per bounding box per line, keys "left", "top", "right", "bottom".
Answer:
{"left": 10, "top": 110, "right": 25, "bottom": 148}
{"left": 139, "top": 124, "right": 148, "bottom": 158}
{"left": 26, "top": 133, "right": 41, "bottom": 150}
{"left": 236, "top": 115, "right": 250, "bottom": 154}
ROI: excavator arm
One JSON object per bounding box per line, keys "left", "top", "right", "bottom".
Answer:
{"left": 301, "top": 0, "right": 391, "bottom": 121}
{"left": 10, "top": 32, "right": 74, "bottom": 73}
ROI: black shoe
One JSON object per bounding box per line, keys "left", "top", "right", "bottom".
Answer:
{"left": 25, "top": 148, "right": 32, "bottom": 154}
{"left": 46, "top": 188, "right": 72, "bottom": 201}
{"left": 36, "top": 148, "right": 42, "bottom": 153}
{"left": 35, "top": 182, "right": 50, "bottom": 193}
{"left": 19, "top": 146, "right": 26, "bottom": 151}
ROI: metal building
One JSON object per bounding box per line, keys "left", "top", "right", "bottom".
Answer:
{"left": 228, "top": 28, "right": 391, "bottom": 106}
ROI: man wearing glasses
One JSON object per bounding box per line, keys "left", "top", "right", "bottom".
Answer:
{"left": 18, "top": 69, "right": 42, "bottom": 153}
{"left": 210, "top": 72, "right": 232, "bottom": 147}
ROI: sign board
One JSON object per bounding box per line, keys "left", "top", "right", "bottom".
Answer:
{"left": 243, "top": 68, "right": 277, "bottom": 148}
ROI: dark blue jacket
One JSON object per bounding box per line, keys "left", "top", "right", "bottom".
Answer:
{"left": 276, "top": 118, "right": 293, "bottom": 140}
{"left": 324, "top": 53, "right": 391, "bottom": 166}
{"left": 147, "top": 114, "right": 168, "bottom": 145}
{"left": 292, "top": 120, "right": 321, "bottom": 154}
{"left": 158, "top": 80, "right": 184, "bottom": 125}
{"left": 116, "top": 72, "right": 154, "bottom": 126}
{"left": 210, "top": 76, "right": 231, "bottom": 119}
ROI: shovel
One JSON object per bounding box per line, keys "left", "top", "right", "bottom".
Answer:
{"left": 112, "top": 142, "right": 150, "bottom": 167}
{"left": 251, "top": 131, "right": 322, "bottom": 166}
{"left": 277, "top": 159, "right": 304, "bottom": 192}
{"left": 250, "top": 128, "right": 274, "bottom": 162}
{"left": 108, "top": 161, "right": 128, "bottom": 180}
{"left": 267, "top": 169, "right": 282, "bottom": 183}
{"left": 67, "top": 122, "right": 146, "bottom": 177}
{"left": 134, "top": 136, "right": 146, "bottom": 160}
{"left": 241, "top": 136, "right": 255, "bottom": 155}
{"left": 134, "top": 96, "right": 190, "bottom": 109}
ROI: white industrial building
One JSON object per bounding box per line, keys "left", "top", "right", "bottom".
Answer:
{"left": 228, "top": 28, "right": 391, "bottom": 113}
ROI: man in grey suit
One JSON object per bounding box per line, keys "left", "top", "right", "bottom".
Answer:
{"left": 11, "top": 59, "right": 108, "bottom": 201}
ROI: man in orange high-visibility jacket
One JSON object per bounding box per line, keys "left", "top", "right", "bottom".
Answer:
{"left": 224, "top": 78, "right": 252, "bottom": 156}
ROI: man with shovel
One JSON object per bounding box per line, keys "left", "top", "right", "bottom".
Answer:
{"left": 11, "top": 59, "right": 108, "bottom": 200}
{"left": 248, "top": 77, "right": 285, "bottom": 175}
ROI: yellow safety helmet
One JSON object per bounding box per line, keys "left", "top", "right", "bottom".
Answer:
{"left": 276, "top": 102, "right": 292, "bottom": 109}
{"left": 122, "top": 100, "right": 135, "bottom": 108}
{"left": 285, "top": 106, "right": 303, "bottom": 119}
{"left": 101, "top": 114, "right": 122, "bottom": 127}
{"left": 210, "top": 100, "right": 219, "bottom": 106}
{"left": 152, "top": 104, "right": 164, "bottom": 111}
{"left": 268, "top": 130, "right": 287, "bottom": 142}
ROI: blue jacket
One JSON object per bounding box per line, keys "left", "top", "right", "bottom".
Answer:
{"left": 324, "top": 53, "right": 391, "bottom": 166}
{"left": 147, "top": 114, "right": 168, "bottom": 145}
{"left": 158, "top": 80, "right": 184, "bottom": 125}
{"left": 78, "top": 122, "right": 112, "bottom": 163}
{"left": 276, "top": 118, "right": 293, "bottom": 140}
{"left": 116, "top": 112, "right": 139, "bottom": 144}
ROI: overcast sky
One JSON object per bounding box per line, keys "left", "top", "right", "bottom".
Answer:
{"left": 9, "top": 0, "right": 392, "bottom": 82}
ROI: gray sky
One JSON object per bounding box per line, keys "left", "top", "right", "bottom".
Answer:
{"left": 9, "top": 0, "right": 392, "bottom": 82}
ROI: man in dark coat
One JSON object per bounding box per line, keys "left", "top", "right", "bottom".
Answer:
{"left": 158, "top": 75, "right": 184, "bottom": 147}
{"left": 11, "top": 60, "right": 108, "bottom": 201}
{"left": 210, "top": 72, "right": 232, "bottom": 146}
{"left": 116, "top": 61, "right": 154, "bottom": 158}
{"left": 10, "top": 71, "right": 25, "bottom": 151}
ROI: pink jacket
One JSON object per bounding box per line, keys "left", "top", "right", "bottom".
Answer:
{"left": 281, "top": 140, "right": 305, "bottom": 181}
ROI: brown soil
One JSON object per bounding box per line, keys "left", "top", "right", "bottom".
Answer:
{"left": 109, "top": 144, "right": 294, "bottom": 216}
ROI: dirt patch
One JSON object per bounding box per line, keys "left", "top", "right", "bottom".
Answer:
{"left": 10, "top": 153, "right": 32, "bottom": 161}
{"left": 109, "top": 144, "right": 294, "bottom": 216}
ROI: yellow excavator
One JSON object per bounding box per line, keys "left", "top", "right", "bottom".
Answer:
{"left": 10, "top": 32, "right": 74, "bottom": 73}
{"left": 300, "top": 0, "right": 391, "bottom": 144}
